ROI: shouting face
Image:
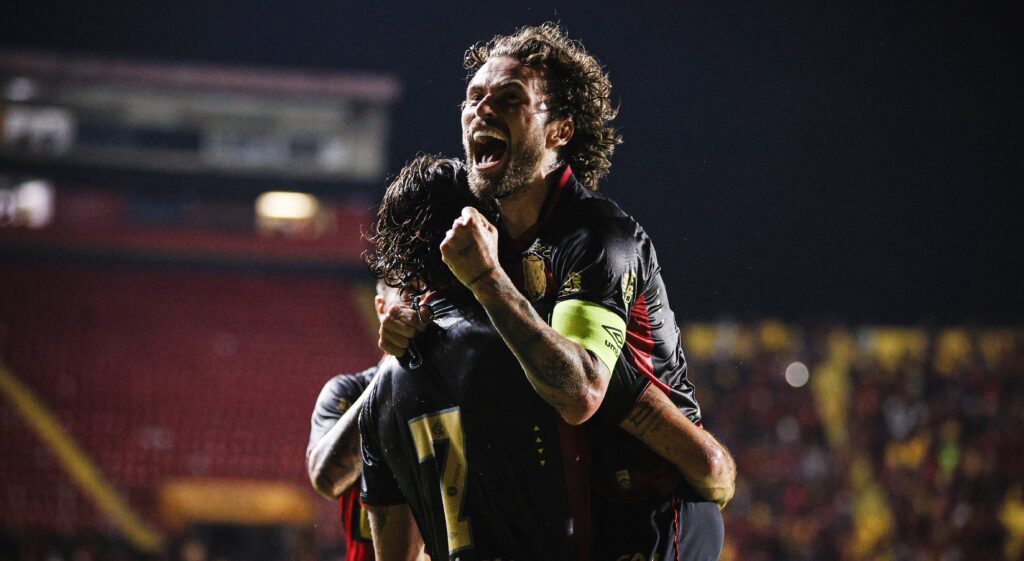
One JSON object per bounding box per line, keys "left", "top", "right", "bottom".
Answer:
{"left": 461, "top": 56, "right": 555, "bottom": 201}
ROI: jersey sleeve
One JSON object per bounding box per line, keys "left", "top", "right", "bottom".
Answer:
{"left": 306, "top": 367, "right": 377, "bottom": 457}
{"left": 549, "top": 219, "right": 640, "bottom": 370}
{"left": 549, "top": 217, "right": 648, "bottom": 420}
{"left": 359, "top": 369, "right": 406, "bottom": 507}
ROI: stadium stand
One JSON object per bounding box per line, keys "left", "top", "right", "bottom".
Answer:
{"left": 684, "top": 322, "right": 1024, "bottom": 561}
{"left": 1, "top": 261, "right": 1021, "bottom": 560}
{"left": 0, "top": 262, "right": 380, "bottom": 559}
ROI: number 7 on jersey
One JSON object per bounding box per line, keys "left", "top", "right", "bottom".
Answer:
{"left": 408, "top": 407, "right": 472, "bottom": 553}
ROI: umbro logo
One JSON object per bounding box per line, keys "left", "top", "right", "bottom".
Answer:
{"left": 603, "top": 325, "right": 624, "bottom": 348}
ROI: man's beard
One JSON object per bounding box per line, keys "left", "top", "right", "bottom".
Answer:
{"left": 467, "top": 134, "right": 543, "bottom": 201}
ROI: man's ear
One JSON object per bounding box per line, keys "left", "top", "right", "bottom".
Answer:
{"left": 374, "top": 294, "right": 387, "bottom": 321}
{"left": 546, "top": 117, "right": 574, "bottom": 149}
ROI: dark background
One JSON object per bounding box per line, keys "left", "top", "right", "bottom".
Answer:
{"left": 4, "top": 0, "right": 1019, "bottom": 325}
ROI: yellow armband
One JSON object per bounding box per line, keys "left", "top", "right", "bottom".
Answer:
{"left": 550, "top": 299, "right": 627, "bottom": 374}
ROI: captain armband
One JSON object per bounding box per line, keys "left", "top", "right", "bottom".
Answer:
{"left": 550, "top": 299, "right": 627, "bottom": 374}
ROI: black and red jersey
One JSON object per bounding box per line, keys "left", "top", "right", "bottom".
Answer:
{"left": 496, "top": 166, "right": 701, "bottom": 425}
{"left": 359, "top": 293, "right": 587, "bottom": 561}
{"left": 308, "top": 367, "right": 377, "bottom": 561}
{"left": 497, "top": 167, "right": 722, "bottom": 560}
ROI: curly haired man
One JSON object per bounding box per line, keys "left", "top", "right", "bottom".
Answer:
{"left": 379, "top": 24, "right": 735, "bottom": 561}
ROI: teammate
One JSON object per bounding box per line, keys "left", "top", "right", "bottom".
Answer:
{"left": 306, "top": 279, "right": 402, "bottom": 561}
{"left": 359, "top": 155, "right": 590, "bottom": 561}
{"left": 382, "top": 24, "right": 734, "bottom": 560}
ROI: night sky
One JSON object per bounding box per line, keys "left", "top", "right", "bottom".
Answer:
{"left": 3, "top": 1, "right": 1019, "bottom": 324}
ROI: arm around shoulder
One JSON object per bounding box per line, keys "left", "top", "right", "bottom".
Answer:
{"left": 306, "top": 374, "right": 379, "bottom": 499}
{"left": 620, "top": 386, "right": 736, "bottom": 508}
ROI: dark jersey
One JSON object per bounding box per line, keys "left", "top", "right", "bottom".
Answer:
{"left": 497, "top": 166, "right": 700, "bottom": 425}
{"left": 360, "top": 294, "right": 587, "bottom": 561}
{"left": 498, "top": 167, "right": 721, "bottom": 560}
{"left": 308, "top": 367, "right": 378, "bottom": 561}
{"left": 590, "top": 426, "right": 723, "bottom": 561}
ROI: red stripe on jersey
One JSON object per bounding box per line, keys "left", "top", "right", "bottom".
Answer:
{"left": 506, "top": 166, "right": 574, "bottom": 251}
{"left": 556, "top": 420, "right": 592, "bottom": 561}
{"left": 626, "top": 294, "right": 673, "bottom": 396}
{"left": 341, "top": 487, "right": 374, "bottom": 561}
{"left": 672, "top": 495, "right": 682, "bottom": 561}
{"left": 558, "top": 165, "right": 573, "bottom": 188}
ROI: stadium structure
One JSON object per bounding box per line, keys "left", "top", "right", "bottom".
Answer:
{"left": 0, "top": 51, "right": 1021, "bottom": 561}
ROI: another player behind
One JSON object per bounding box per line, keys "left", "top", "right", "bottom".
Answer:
{"left": 306, "top": 279, "right": 402, "bottom": 561}
{"left": 360, "top": 155, "right": 589, "bottom": 561}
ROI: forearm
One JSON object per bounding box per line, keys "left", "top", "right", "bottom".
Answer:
{"left": 307, "top": 387, "right": 374, "bottom": 499}
{"left": 620, "top": 387, "right": 736, "bottom": 508}
{"left": 366, "top": 504, "right": 426, "bottom": 561}
{"left": 471, "top": 271, "right": 608, "bottom": 425}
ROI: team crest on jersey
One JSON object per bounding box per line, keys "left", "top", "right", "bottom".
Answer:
{"left": 522, "top": 241, "right": 552, "bottom": 302}
{"left": 615, "top": 469, "right": 633, "bottom": 490}
{"left": 621, "top": 266, "right": 636, "bottom": 308}
{"left": 559, "top": 271, "right": 582, "bottom": 297}
{"left": 336, "top": 398, "right": 352, "bottom": 413}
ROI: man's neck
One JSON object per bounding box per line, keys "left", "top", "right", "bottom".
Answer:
{"left": 495, "top": 167, "right": 559, "bottom": 240}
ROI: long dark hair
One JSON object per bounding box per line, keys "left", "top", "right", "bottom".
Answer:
{"left": 364, "top": 154, "right": 482, "bottom": 293}
{"left": 464, "top": 22, "right": 622, "bottom": 190}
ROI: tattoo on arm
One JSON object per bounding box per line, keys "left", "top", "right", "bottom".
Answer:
{"left": 475, "top": 276, "right": 603, "bottom": 421}
{"left": 621, "top": 388, "right": 737, "bottom": 508}
{"left": 367, "top": 504, "right": 424, "bottom": 560}
{"left": 538, "top": 352, "right": 583, "bottom": 398}
{"left": 625, "top": 399, "right": 658, "bottom": 437}
{"left": 323, "top": 438, "right": 360, "bottom": 480}
{"left": 309, "top": 381, "right": 378, "bottom": 498}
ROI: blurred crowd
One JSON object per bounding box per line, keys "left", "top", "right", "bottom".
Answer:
{"left": 690, "top": 322, "right": 1024, "bottom": 561}
{"left": 3, "top": 321, "right": 1021, "bottom": 561}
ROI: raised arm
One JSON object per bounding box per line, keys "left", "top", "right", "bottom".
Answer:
{"left": 440, "top": 207, "right": 611, "bottom": 425}
{"left": 620, "top": 386, "right": 736, "bottom": 508}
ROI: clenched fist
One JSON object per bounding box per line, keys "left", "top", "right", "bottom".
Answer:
{"left": 378, "top": 300, "right": 431, "bottom": 357}
{"left": 440, "top": 207, "right": 502, "bottom": 291}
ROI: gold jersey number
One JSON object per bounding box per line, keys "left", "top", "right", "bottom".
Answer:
{"left": 408, "top": 407, "right": 473, "bottom": 553}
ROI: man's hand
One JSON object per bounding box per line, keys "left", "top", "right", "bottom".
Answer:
{"left": 438, "top": 207, "right": 609, "bottom": 425}
{"left": 440, "top": 206, "right": 501, "bottom": 290}
{"left": 379, "top": 302, "right": 431, "bottom": 357}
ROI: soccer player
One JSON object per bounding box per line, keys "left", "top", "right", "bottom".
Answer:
{"left": 383, "top": 24, "right": 734, "bottom": 560}
{"left": 306, "top": 279, "right": 402, "bottom": 561}
{"left": 359, "top": 155, "right": 594, "bottom": 561}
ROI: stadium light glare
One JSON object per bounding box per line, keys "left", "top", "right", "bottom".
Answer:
{"left": 785, "top": 361, "right": 810, "bottom": 388}
{"left": 5, "top": 77, "right": 37, "bottom": 102}
{"left": 255, "top": 191, "right": 319, "bottom": 220}
{"left": 0, "top": 179, "right": 55, "bottom": 228}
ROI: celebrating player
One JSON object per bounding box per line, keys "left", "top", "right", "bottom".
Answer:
{"left": 360, "top": 155, "right": 590, "bottom": 561}
{"left": 381, "top": 24, "right": 735, "bottom": 560}
{"left": 306, "top": 279, "right": 402, "bottom": 561}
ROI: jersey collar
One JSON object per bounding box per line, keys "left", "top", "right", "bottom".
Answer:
{"left": 503, "top": 165, "right": 575, "bottom": 252}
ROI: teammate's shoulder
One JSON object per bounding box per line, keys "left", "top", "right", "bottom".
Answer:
{"left": 328, "top": 365, "right": 377, "bottom": 393}
{"left": 371, "top": 355, "right": 403, "bottom": 384}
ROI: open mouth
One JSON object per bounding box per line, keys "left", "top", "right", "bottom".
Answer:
{"left": 470, "top": 128, "right": 509, "bottom": 175}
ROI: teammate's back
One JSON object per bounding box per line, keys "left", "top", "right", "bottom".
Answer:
{"left": 360, "top": 293, "right": 583, "bottom": 561}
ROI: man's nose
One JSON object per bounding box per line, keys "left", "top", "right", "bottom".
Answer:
{"left": 475, "top": 93, "right": 497, "bottom": 119}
